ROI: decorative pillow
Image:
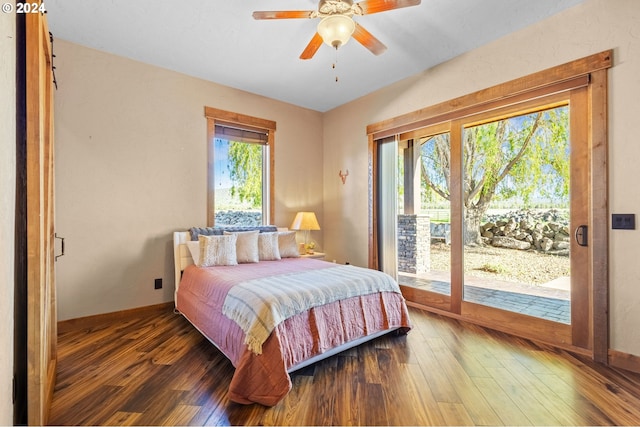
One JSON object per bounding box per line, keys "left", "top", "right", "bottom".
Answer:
{"left": 258, "top": 232, "right": 281, "bottom": 261}
{"left": 198, "top": 234, "right": 238, "bottom": 267}
{"left": 278, "top": 231, "right": 300, "bottom": 258}
{"left": 186, "top": 241, "right": 200, "bottom": 265}
{"left": 224, "top": 230, "right": 259, "bottom": 263}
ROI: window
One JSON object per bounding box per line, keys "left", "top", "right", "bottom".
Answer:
{"left": 205, "top": 107, "right": 276, "bottom": 226}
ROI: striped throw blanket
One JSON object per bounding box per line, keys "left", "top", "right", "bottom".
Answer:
{"left": 222, "top": 264, "right": 401, "bottom": 354}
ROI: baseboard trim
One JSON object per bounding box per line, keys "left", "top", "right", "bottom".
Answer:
{"left": 58, "top": 302, "right": 174, "bottom": 334}
{"left": 609, "top": 349, "right": 640, "bottom": 374}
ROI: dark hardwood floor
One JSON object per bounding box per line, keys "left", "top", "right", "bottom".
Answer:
{"left": 49, "top": 305, "right": 640, "bottom": 425}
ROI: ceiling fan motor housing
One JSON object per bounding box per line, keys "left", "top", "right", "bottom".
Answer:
{"left": 318, "top": 0, "right": 355, "bottom": 16}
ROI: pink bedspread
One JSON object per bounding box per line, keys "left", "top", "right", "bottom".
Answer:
{"left": 176, "top": 258, "right": 411, "bottom": 406}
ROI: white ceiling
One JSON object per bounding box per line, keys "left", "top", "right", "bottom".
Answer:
{"left": 46, "top": 0, "right": 584, "bottom": 112}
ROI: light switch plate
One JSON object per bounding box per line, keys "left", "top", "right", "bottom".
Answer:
{"left": 612, "top": 214, "right": 635, "bottom": 230}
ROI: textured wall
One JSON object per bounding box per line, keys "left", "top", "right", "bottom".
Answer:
{"left": 54, "top": 41, "right": 323, "bottom": 320}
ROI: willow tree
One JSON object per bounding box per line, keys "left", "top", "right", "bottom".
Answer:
{"left": 421, "top": 106, "right": 569, "bottom": 245}
{"left": 227, "top": 141, "right": 263, "bottom": 208}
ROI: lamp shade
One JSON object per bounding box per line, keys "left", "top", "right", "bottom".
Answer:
{"left": 290, "top": 212, "right": 321, "bottom": 231}
{"left": 317, "top": 15, "right": 355, "bottom": 48}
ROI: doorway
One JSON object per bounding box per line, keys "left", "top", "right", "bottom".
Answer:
{"left": 368, "top": 51, "right": 610, "bottom": 356}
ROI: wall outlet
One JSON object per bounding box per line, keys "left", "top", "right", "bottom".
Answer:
{"left": 612, "top": 214, "right": 635, "bottom": 230}
{"left": 154, "top": 278, "right": 163, "bottom": 289}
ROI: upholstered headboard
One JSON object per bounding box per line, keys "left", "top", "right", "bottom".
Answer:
{"left": 188, "top": 225, "right": 278, "bottom": 241}
{"left": 173, "top": 231, "right": 193, "bottom": 296}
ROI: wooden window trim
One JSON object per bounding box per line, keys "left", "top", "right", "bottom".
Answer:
{"left": 367, "top": 50, "right": 611, "bottom": 138}
{"left": 205, "top": 107, "right": 276, "bottom": 227}
{"left": 205, "top": 106, "right": 277, "bottom": 131}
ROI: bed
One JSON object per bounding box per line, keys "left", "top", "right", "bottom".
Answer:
{"left": 173, "top": 227, "right": 411, "bottom": 406}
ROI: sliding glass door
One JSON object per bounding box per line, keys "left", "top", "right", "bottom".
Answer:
{"left": 370, "top": 52, "right": 610, "bottom": 357}
{"left": 377, "top": 90, "right": 591, "bottom": 348}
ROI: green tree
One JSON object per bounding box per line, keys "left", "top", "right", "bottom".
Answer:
{"left": 421, "top": 106, "right": 569, "bottom": 244}
{"left": 227, "top": 141, "right": 263, "bottom": 208}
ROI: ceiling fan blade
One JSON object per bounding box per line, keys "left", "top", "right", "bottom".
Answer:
{"left": 355, "top": 0, "right": 421, "bottom": 15}
{"left": 352, "top": 23, "right": 387, "bottom": 56}
{"left": 252, "top": 10, "right": 315, "bottom": 20}
{"left": 300, "top": 32, "right": 324, "bottom": 60}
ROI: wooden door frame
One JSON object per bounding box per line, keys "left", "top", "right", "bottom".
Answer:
{"left": 25, "top": 8, "right": 57, "bottom": 425}
{"left": 367, "top": 51, "right": 611, "bottom": 362}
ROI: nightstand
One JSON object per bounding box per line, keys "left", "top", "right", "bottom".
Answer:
{"left": 301, "top": 252, "right": 325, "bottom": 260}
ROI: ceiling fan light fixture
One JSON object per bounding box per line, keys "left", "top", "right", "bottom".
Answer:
{"left": 317, "top": 15, "right": 355, "bottom": 48}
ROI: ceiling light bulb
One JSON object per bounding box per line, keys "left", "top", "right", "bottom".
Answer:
{"left": 317, "top": 15, "right": 355, "bottom": 48}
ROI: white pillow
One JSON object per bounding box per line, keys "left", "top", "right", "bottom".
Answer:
{"left": 258, "top": 232, "right": 281, "bottom": 261}
{"left": 224, "top": 230, "right": 259, "bottom": 263}
{"left": 198, "top": 234, "right": 238, "bottom": 267}
{"left": 278, "top": 231, "right": 300, "bottom": 258}
{"left": 186, "top": 241, "right": 200, "bottom": 265}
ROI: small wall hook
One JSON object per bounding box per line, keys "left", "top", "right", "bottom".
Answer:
{"left": 338, "top": 169, "right": 349, "bottom": 184}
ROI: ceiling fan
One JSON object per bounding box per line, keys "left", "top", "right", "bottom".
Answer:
{"left": 253, "top": 0, "right": 422, "bottom": 60}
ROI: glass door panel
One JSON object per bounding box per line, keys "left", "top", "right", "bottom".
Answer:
{"left": 461, "top": 105, "right": 572, "bottom": 324}
{"left": 378, "top": 137, "right": 398, "bottom": 280}
{"left": 396, "top": 131, "right": 452, "bottom": 301}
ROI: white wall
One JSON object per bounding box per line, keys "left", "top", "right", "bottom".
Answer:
{"left": 322, "top": 0, "right": 640, "bottom": 357}
{"left": 54, "top": 41, "right": 323, "bottom": 320}
{"left": 0, "top": 3, "right": 16, "bottom": 423}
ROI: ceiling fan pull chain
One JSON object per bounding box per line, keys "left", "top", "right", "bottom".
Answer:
{"left": 333, "top": 46, "right": 339, "bottom": 82}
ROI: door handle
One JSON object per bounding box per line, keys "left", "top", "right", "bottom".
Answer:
{"left": 575, "top": 225, "right": 588, "bottom": 247}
